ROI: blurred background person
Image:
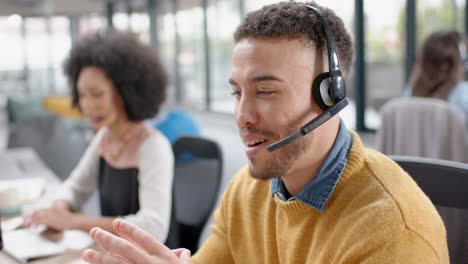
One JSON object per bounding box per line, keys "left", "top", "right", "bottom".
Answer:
{"left": 23, "top": 29, "right": 174, "bottom": 242}
{"left": 406, "top": 29, "right": 468, "bottom": 125}
{"left": 378, "top": 29, "right": 467, "bottom": 162}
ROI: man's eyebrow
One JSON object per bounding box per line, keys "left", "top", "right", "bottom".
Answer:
{"left": 251, "top": 74, "right": 285, "bottom": 83}
{"left": 228, "top": 74, "right": 285, "bottom": 86}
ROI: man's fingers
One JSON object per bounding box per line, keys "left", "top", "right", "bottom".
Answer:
{"left": 113, "top": 219, "right": 169, "bottom": 255}
{"left": 179, "top": 249, "right": 193, "bottom": 264}
{"left": 172, "top": 248, "right": 191, "bottom": 258}
{"left": 82, "top": 249, "right": 130, "bottom": 264}
{"left": 111, "top": 219, "right": 146, "bottom": 252}
{"left": 90, "top": 227, "right": 113, "bottom": 254}
{"left": 91, "top": 228, "right": 151, "bottom": 263}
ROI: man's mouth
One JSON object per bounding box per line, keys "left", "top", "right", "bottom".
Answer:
{"left": 246, "top": 139, "right": 268, "bottom": 147}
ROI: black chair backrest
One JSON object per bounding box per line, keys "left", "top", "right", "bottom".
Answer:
{"left": 391, "top": 155, "right": 468, "bottom": 264}
{"left": 165, "top": 135, "right": 223, "bottom": 254}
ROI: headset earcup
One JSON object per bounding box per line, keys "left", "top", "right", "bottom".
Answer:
{"left": 312, "top": 72, "right": 333, "bottom": 110}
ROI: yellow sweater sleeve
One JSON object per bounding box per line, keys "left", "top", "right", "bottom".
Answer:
{"left": 191, "top": 208, "right": 235, "bottom": 264}
{"left": 342, "top": 229, "right": 441, "bottom": 264}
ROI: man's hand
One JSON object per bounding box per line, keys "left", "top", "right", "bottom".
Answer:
{"left": 82, "top": 219, "right": 193, "bottom": 264}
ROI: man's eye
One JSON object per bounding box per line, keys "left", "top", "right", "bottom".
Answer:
{"left": 231, "top": 91, "right": 241, "bottom": 97}
{"left": 258, "top": 91, "right": 274, "bottom": 95}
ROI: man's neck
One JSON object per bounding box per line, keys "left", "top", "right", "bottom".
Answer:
{"left": 281, "top": 117, "right": 340, "bottom": 197}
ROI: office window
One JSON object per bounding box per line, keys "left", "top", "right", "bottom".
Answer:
{"left": 114, "top": 12, "right": 130, "bottom": 31}
{"left": 130, "top": 13, "right": 150, "bottom": 43}
{"left": 159, "top": 12, "right": 176, "bottom": 104}
{"left": 79, "top": 14, "right": 105, "bottom": 35}
{"left": 176, "top": 7, "right": 205, "bottom": 109}
{"left": 0, "top": 16, "right": 23, "bottom": 71}
{"left": 245, "top": 0, "right": 279, "bottom": 12}
{"left": 417, "top": 0, "right": 464, "bottom": 43}
{"left": 25, "top": 18, "right": 53, "bottom": 95}
{"left": 0, "top": 15, "right": 25, "bottom": 95}
{"left": 364, "top": 0, "right": 406, "bottom": 129}
{"left": 49, "top": 17, "right": 71, "bottom": 95}
{"left": 208, "top": 0, "right": 240, "bottom": 113}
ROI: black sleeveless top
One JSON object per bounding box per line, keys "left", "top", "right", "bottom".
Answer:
{"left": 98, "top": 158, "right": 140, "bottom": 217}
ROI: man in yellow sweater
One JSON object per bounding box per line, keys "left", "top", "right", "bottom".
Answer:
{"left": 82, "top": 2, "right": 449, "bottom": 263}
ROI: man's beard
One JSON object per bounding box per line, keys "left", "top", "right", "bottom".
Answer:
{"left": 246, "top": 117, "right": 311, "bottom": 180}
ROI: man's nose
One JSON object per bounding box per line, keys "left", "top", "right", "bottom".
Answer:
{"left": 235, "top": 96, "right": 258, "bottom": 128}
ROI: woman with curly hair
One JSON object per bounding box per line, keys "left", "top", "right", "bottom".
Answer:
{"left": 24, "top": 29, "right": 173, "bottom": 242}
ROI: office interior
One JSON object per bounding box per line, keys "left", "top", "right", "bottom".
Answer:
{"left": 0, "top": 0, "right": 467, "bottom": 253}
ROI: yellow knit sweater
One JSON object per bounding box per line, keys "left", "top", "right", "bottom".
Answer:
{"left": 193, "top": 132, "right": 449, "bottom": 263}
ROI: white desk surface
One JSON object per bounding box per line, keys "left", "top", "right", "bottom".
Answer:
{"left": 0, "top": 147, "right": 91, "bottom": 264}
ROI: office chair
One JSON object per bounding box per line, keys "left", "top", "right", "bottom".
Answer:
{"left": 165, "top": 135, "right": 223, "bottom": 254}
{"left": 150, "top": 108, "right": 201, "bottom": 144}
{"left": 391, "top": 155, "right": 468, "bottom": 264}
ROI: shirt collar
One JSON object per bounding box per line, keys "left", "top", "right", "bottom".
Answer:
{"left": 271, "top": 119, "right": 353, "bottom": 211}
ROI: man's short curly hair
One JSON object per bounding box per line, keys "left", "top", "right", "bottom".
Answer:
{"left": 234, "top": 1, "right": 353, "bottom": 74}
{"left": 64, "top": 29, "right": 168, "bottom": 121}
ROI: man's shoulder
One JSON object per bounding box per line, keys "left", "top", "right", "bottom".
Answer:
{"left": 358, "top": 148, "right": 441, "bottom": 222}
{"left": 334, "top": 148, "right": 447, "bottom": 259}
{"left": 331, "top": 149, "right": 409, "bottom": 226}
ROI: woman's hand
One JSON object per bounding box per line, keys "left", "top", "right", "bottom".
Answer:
{"left": 51, "top": 199, "right": 74, "bottom": 211}
{"left": 82, "top": 219, "right": 192, "bottom": 264}
{"left": 23, "top": 200, "right": 75, "bottom": 231}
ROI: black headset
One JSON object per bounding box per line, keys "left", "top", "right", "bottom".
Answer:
{"left": 267, "top": 5, "right": 349, "bottom": 152}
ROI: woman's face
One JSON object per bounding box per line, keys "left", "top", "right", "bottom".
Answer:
{"left": 76, "top": 66, "right": 127, "bottom": 129}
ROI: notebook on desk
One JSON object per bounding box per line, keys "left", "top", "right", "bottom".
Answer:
{"left": 1, "top": 217, "right": 94, "bottom": 263}
{"left": 2, "top": 228, "right": 65, "bottom": 263}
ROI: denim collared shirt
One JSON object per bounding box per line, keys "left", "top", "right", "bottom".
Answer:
{"left": 271, "top": 119, "right": 353, "bottom": 211}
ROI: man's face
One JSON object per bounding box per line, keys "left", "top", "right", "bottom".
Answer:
{"left": 230, "top": 38, "right": 322, "bottom": 179}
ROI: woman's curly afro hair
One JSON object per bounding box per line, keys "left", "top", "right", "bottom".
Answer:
{"left": 64, "top": 29, "right": 168, "bottom": 121}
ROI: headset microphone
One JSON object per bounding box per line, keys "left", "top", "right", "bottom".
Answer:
{"left": 267, "top": 98, "right": 348, "bottom": 152}
{"left": 267, "top": 5, "right": 349, "bottom": 152}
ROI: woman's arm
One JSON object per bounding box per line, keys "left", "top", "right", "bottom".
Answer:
{"left": 70, "top": 214, "right": 117, "bottom": 234}
{"left": 123, "top": 131, "right": 174, "bottom": 241}
{"left": 24, "top": 129, "right": 106, "bottom": 230}
{"left": 24, "top": 205, "right": 117, "bottom": 234}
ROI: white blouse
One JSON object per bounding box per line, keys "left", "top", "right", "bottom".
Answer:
{"left": 58, "top": 127, "right": 174, "bottom": 242}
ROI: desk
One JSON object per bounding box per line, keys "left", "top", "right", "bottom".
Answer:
{"left": 0, "top": 248, "right": 86, "bottom": 264}
{"left": 0, "top": 148, "right": 91, "bottom": 264}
